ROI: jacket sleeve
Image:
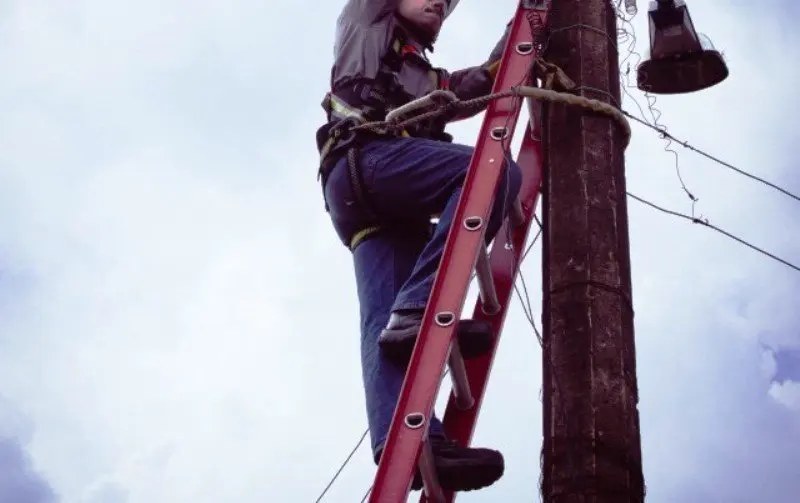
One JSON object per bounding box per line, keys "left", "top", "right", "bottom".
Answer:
{"left": 341, "top": 0, "right": 401, "bottom": 24}
{"left": 445, "top": 21, "right": 512, "bottom": 120}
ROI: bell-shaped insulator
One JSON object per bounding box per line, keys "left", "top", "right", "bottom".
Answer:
{"left": 636, "top": 0, "right": 729, "bottom": 94}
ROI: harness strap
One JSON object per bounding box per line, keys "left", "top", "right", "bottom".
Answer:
{"left": 350, "top": 225, "right": 383, "bottom": 250}
{"left": 319, "top": 29, "right": 454, "bottom": 251}
{"left": 346, "top": 146, "right": 377, "bottom": 221}
{"left": 319, "top": 30, "right": 447, "bottom": 146}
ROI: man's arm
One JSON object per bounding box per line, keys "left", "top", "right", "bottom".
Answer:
{"left": 445, "top": 20, "right": 511, "bottom": 119}
{"left": 342, "top": 0, "right": 402, "bottom": 24}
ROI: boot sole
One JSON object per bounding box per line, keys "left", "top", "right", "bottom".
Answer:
{"left": 437, "top": 457, "right": 504, "bottom": 492}
{"left": 378, "top": 319, "right": 493, "bottom": 367}
{"left": 409, "top": 455, "right": 505, "bottom": 493}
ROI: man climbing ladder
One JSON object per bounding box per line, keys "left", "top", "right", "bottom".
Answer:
{"left": 315, "top": 0, "right": 521, "bottom": 493}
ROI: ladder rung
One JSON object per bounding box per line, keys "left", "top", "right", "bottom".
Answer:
{"left": 418, "top": 438, "right": 445, "bottom": 502}
{"left": 475, "top": 243, "right": 501, "bottom": 315}
{"left": 510, "top": 197, "right": 525, "bottom": 227}
{"left": 447, "top": 340, "right": 475, "bottom": 410}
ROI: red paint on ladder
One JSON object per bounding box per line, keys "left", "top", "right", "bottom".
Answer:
{"left": 422, "top": 123, "right": 544, "bottom": 503}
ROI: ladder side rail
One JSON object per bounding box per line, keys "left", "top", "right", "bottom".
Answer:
{"left": 368, "top": 5, "right": 538, "bottom": 502}
{"left": 422, "top": 110, "right": 545, "bottom": 503}
{"left": 438, "top": 101, "right": 545, "bottom": 449}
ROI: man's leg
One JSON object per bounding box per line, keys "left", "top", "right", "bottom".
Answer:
{"left": 353, "top": 227, "right": 506, "bottom": 493}
{"left": 356, "top": 137, "right": 522, "bottom": 362}
{"left": 322, "top": 147, "right": 448, "bottom": 465}
{"left": 323, "top": 137, "right": 517, "bottom": 492}
{"left": 351, "top": 227, "right": 448, "bottom": 459}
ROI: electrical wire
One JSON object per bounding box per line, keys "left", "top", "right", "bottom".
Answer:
{"left": 359, "top": 485, "right": 372, "bottom": 502}
{"left": 313, "top": 428, "right": 370, "bottom": 503}
{"left": 521, "top": 224, "right": 542, "bottom": 264}
{"left": 314, "top": 368, "right": 453, "bottom": 503}
{"left": 624, "top": 113, "right": 800, "bottom": 204}
{"left": 515, "top": 218, "right": 544, "bottom": 345}
{"left": 510, "top": 213, "right": 574, "bottom": 501}
{"left": 627, "top": 191, "right": 800, "bottom": 273}
{"left": 615, "top": 1, "right": 649, "bottom": 121}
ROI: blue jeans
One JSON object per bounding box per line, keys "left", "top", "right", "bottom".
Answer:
{"left": 323, "top": 136, "right": 522, "bottom": 459}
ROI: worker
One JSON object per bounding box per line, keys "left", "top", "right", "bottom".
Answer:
{"left": 315, "top": 0, "right": 521, "bottom": 493}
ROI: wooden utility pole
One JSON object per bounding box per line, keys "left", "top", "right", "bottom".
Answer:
{"left": 540, "top": 0, "right": 645, "bottom": 502}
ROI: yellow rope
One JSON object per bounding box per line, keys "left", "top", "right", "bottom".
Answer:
{"left": 350, "top": 59, "right": 632, "bottom": 148}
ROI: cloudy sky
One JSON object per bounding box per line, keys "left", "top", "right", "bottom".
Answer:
{"left": 1, "top": 0, "right": 798, "bottom": 502}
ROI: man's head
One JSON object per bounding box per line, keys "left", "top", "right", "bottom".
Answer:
{"left": 396, "top": 0, "right": 451, "bottom": 40}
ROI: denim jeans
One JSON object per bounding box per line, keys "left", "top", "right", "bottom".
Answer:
{"left": 323, "top": 136, "right": 522, "bottom": 459}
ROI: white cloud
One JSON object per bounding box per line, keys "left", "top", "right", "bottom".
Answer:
{"left": 769, "top": 381, "right": 800, "bottom": 411}
{"left": 1, "top": 1, "right": 799, "bottom": 502}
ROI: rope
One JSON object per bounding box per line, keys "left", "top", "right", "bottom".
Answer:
{"left": 351, "top": 85, "right": 632, "bottom": 148}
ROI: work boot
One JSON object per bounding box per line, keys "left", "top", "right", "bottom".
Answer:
{"left": 379, "top": 310, "right": 493, "bottom": 366}
{"left": 376, "top": 437, "right": 504, "bottom": 493}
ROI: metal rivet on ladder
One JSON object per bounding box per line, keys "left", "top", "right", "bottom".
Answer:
{"left": 404, "top": 412, "right": 426, "bottom": 429}
{"left": 516, "top": 42, "right": 534, "bottom": 55}
{"left": 463, "top": 216, "right": 483, "bottom": 231}
{"left": 490, "top": 126, "right": 508, "bottom": 141}
{"left": 434, "top": 312, "right": 455, "bottom": 327}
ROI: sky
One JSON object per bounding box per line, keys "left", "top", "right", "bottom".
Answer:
{"left": 0, "top": 0, "right": 798, "bottom": 502}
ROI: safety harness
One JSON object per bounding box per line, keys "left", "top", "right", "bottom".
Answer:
{"left": 315, "top": 27, "right": 453, "bottom": 251}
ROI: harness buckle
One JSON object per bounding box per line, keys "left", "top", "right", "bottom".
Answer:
{"left": 329, "top": 116, "right": 362, "bottom": 145}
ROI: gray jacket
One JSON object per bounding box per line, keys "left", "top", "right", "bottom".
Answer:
{"left": 326, "top": 0, "right": 510, "bottom": 123}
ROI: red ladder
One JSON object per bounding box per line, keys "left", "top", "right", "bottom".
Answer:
{"left": 368, "top": 1, "right": 550, "bottom": 502}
